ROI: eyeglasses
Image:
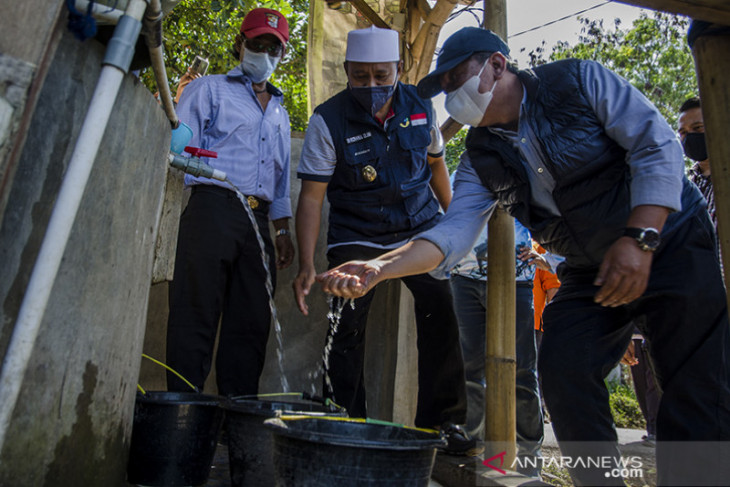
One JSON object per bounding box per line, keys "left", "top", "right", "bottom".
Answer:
{"left": 244, "top": 38, "right": 283, "bottom": 57}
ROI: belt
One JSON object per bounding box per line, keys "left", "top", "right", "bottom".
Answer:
{"left": 191, "top": 185, "right": 270, "bottom": 212}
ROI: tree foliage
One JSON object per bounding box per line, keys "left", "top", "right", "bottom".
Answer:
{"left": 141, "top": 0, "right": 310, "bottom": 130}
{"left": 525, "top": 12, "right": 697, "bottom": 128}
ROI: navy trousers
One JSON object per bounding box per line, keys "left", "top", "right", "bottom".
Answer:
{"left": 451, "top": 276, "right": 543, "bottom": 474}
{"left": 325, "top": 244, "right": 467, "bottom": 428}
{"left": 539, "top": 210, "right": 730, "bottom": 485}
{"left": 166, "top": 185, "right": 275, "bottom": 397}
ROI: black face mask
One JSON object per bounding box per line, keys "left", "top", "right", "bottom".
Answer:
{"left": 349, "top": 84, "right": 396, "bottom": 119}
{"left": 682, "top": 132, "right": 708, "bottom": 161}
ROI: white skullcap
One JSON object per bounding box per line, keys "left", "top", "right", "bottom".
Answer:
{"left": 345, "top": 25, "right": 400, "bottom": 63}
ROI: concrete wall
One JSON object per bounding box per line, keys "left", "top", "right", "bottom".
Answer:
{"left": 141, "top": 137, "right": 419, "bottom": 425}
{"left": 0, "top": 29, "right": 171, "bottom": 486}
{"left": 0, "top": 0, "right": 65, "bottom": 228}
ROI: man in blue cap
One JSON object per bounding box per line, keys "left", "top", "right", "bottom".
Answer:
{"left": 293, "top": 25, "right": 476, "bottom": 454}
{"left": 316, "top": 26, "right": 730, "bottom": 485}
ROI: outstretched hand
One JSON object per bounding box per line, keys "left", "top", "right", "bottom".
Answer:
{"left": 315, "top": 260, "right": 383, "bottom": 299}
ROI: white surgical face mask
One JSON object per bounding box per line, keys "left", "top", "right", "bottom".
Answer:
{"left": 444, "top": 61, "right": 497, "bottom": 127}
{"left": 241, "top": 47, "right": 280, "bottom": 83}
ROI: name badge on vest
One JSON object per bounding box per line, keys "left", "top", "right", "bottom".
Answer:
{"left": 362, "top": 165, "right": 377, "bottom": 182}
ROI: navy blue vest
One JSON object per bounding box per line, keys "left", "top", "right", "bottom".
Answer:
{"left": 317, "top": 83, "right": 440, "bottom": 246}
{"left": 466, "top": 59, "right": 703, "bottom": 268}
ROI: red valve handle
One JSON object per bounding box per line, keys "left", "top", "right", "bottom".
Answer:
{"left": 184, "top": 146, "right": 218, "bottom": 158}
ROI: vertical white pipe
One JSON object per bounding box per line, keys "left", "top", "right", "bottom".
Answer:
{"left": 0, "top": 0, "right": 148, "bottom": 455}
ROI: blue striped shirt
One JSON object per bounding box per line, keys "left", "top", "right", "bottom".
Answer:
{"left": 176, "top": 66, "right": 292, "bottom": 220}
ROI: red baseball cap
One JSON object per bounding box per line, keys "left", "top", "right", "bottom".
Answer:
{"left": 240, "top": 8, "right": 289, "bottom": 46}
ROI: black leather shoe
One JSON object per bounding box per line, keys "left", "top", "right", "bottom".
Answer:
{"left": 439, "top": 422, "right": 483, "bottom": 456}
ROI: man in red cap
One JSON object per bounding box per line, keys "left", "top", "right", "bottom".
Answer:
{"left": 166, "top": 8, "right": 294, "bottom": 398}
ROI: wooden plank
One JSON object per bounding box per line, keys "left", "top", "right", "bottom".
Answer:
{"left": 692, "top": 31, "right": 730, "bottom": 305}
{"left": 418, "top": 0, "right": 432, "bottom": 20}
{"left": 615, "top": 0, "right": 730, "bottom": 25}
{"left": 350, "top": 0, "right": 390, "bottom": 29}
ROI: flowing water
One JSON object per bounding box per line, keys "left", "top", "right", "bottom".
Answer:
{"left": 225, "top": 178, "right": 355, "bottom": 397}
{"left": 225, "top": 179, "right": 289, "bottom": 392}
{"left": 322, "top": 296, "right": 355, "bottom": 396}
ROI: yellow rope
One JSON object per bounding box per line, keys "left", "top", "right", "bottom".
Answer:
{"left": 138, "top": 353, "right": 198, "bottom": 393}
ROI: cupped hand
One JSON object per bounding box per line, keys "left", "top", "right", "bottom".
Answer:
{"left": 315, "top": 261, "right": 382, "bottom": 299}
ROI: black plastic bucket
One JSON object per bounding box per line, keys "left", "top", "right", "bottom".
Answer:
{"left": 224, "top": 396, "right": 346, "bottom": 487}
{"left": 264, "top": 416, "right": 446, "bottom": 486}
{"left": 127, "top": 391, "right": 225, "bottom": 486}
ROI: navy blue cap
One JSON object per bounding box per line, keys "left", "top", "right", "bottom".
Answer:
{"left": 417, "top": 27, "right": 510, "bottom": 98}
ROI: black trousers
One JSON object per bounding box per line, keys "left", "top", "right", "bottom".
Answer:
{"left": 325, "top": 244, "right": 467, "bottom": 428}
{"left": 166, "top": 185, "right": 275, "bottom": 397}
{"left": 539, "top": 210, "right": 730, "bottom": 486}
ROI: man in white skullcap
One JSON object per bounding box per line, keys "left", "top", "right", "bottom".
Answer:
{"left": 293, "top": 25, "right": 476, "bottom": 454}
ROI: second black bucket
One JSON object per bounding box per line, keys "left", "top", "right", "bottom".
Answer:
{"left": 224, "top": 396, "right": 346, "bottom": 487}
{"left": 264, "top": 416, "right": 446, "bottom": 486}
{"left": 126, "top": 391, "right": 225, "bottom": 486}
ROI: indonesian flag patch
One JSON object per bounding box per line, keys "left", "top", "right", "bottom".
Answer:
{"left": 266, "top": 13, "right": 279, "bottom": 28}
{"left": 411, "top": 113, "right": 427, "bottom": 126}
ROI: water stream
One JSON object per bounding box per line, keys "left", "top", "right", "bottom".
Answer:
{"left": 224, "top": 178, "right": 356, "bottom": 398}
{"left": 225, "top": 179, "right": 289, "bottom": 392}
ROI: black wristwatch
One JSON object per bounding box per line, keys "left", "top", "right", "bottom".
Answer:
{"left": 623, "top": 227, "right": 661, "bottom": 252}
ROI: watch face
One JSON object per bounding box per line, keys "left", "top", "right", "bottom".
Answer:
{"left": 640, "top": 229, "right": 661, "bottom": 251}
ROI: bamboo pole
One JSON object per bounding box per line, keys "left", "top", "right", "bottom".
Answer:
{"left": 350, "top": 0, "right": 390, "bottom": 28}
{"left": 440, "top": 117, "right": 462, "bottom": 144}
{"left": 692, "top": 28, "right": 730, "bottom": 306}
{"left": 410, "top": 0, "right": 458, "bottom": 80}
{"left": 484, "top": 0, "right": 517, "bottom": 467}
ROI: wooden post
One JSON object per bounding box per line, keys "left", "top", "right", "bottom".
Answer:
{"left": 692, "top": 28, "right": 730, "bottom": 306}
{"left": 484, "top": 0, "right": 517, "bottom": 467}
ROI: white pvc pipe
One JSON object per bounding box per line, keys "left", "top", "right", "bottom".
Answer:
{"left": 0, "top": 0, "right": 148, "bottom": 455}
{"left": 76, "top": 0, "right": 125, "bottom": 25}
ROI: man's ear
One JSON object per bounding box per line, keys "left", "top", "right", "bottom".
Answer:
{"left": 396, "top": 60, "right": 404, "bottom": 80}
{"left": 490, "top": 52, "right": 508, "bottom": 80}
{"left": 232, "top": 33, "right": 243, "bottom": 60}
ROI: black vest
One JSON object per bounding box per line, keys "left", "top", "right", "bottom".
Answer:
{"left": 466, "top": 59, "right": 702, "bottom": 268}
{"left": 317, "top": 83, "right": 440, "bottom": 245}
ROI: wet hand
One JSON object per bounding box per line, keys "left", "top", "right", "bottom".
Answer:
{"left": 593, "top": 237, "right": 652, "bottom": 307}
{"left": 316, "top": 261, "right": 381, "bottom": 299}
{"left": 293, "top": 265, "right": 316, "bottom": 315}
{"left": 275, "top": 235, "right": 294, "bottom": 270}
